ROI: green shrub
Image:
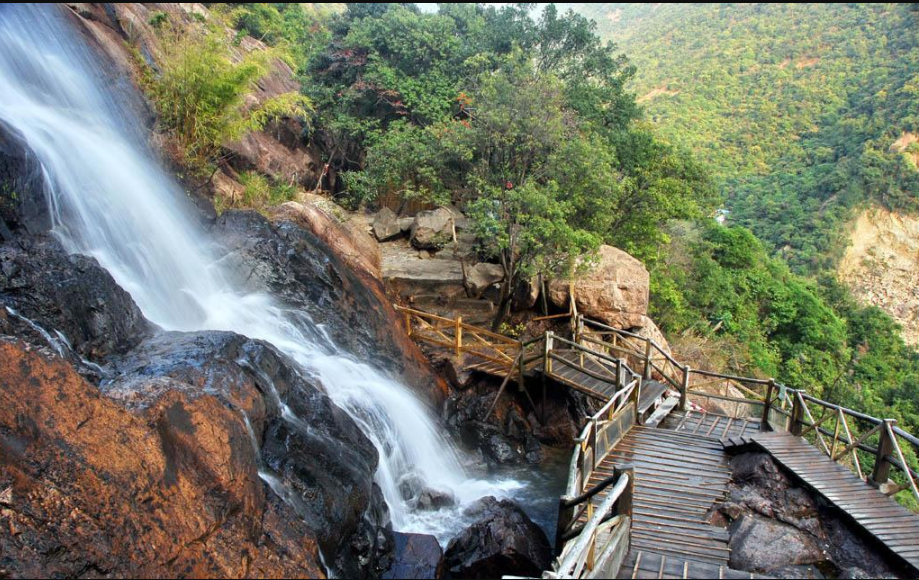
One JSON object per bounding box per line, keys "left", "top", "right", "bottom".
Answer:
{"left": 140, "top": 22, "right": 312, "bottom": 170}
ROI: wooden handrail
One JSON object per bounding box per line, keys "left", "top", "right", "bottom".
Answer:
{"left": 397, "top": 305, "right": 919, "bottom": 511}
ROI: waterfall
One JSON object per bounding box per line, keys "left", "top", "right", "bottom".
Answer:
{"left": 0, "top": 4, "right": 521, "bottom": 541}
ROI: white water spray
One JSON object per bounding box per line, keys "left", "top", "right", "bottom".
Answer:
{"left": 0, "top": 4, "right": 521, "bottom": 540}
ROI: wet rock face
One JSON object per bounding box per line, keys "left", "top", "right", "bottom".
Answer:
{"left": 444, "top": 496, "right": 552, "bottom": 579}
{"left": 0, "top": 339, "right": 324, "bottom": 578}
{"left": 0, "top": 237, "right": 153, "bottom": 360}
{"left": 211, "top": 209, "right": 448, "bottom": 402}
{"left": 106, "top": 329, "right": 387, "bottom": 578}
{"left": 0, "top": 122, "right": 51, "bottom": 237}
{"left": 444, "top": 374, "right": 583, "bottom": 466}
{"left": 719, "top": 452, "right": 899, "bottom": 578}
{"left": 382, "top": 532, "right": 445, "bottom": 579}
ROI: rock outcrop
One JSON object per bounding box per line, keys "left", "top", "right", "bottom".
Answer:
{"left": 0, "top": 122, "right": 51, "bottom": 237}
{"left": 444, "top": 497, "right": 552, "bottom": 579}
{"left": 0, "top": 237, "right": 153, "bottom": 360}
{"left": 717, "top": 452, "right": 898, "bottom": 578}
{"left": 211, "top": 209, "right": 448, "bottom": 403}
{"left": 64, "top": 3, "right": 322, "bottom": 190}
{"left": 838, "top": 207, "right": 919, "bottom": 346}
{"left": 411, "top": 207, "right": 455, "bottom": 251}
{"left": 548, "top": 244, "right": 650, "bottom": 329}
{"left": 0, "top": 339, "right": 325, "bottom": 578}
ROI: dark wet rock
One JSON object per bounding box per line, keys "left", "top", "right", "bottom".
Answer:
{"left": 0, "top": 237, "right": 153, "bottom": 360}
{"left": 444, "top": 496, "right": 552, "bottom": 579}
{"left": 728, "top": 514, "right": 824, "bottom": 572}
{"left": 0, "top": 121, "right": 50, "bottom": 237}
{"left": 382, "top": 532, "right": 444, "bottom": 579}
{"left": 417, "top": 488, "right": 457, "bottom": 511}
{"left": 722, "top": 452, "right": 900, "bottom": 578}
{"left": 0, "top": 338, "right": 324, "bottom": 578}
{"left": 105, "top": 329, "right": 387, "bottom": 578}
{"left": 210, "top": 209, "right": 448, "bottom": 403}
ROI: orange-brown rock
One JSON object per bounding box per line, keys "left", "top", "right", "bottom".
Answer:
{"left": 0, "top": 339, "right": 324, "bottom": 578}
{"left": 548, "top": 244, "right": 650, "bottom": 329}
{"left": 272, "top": 200, "right": 382, "bottom": 281}
{"left": 63, "top": 3, "right": 321, "bottom": 187}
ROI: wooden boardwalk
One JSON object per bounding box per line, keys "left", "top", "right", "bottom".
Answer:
{"left": 397, "top": 306, "right": 919, "bottom": 578}
{"left": 584, "top": 426, "right": 734, "bottom": 570}
{"left": 619, "top": 550, "right": 771, "bottom": 579}
{"left": 664, "top": 410, "right": 762, "bottom": 441}
{"left": 736, "top": 432, "right": 919, "bottom": 574}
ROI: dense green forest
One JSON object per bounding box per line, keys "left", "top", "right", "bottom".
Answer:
{"left": 164, "top": 3, "right": 917, "bottom": 502}
{"left": 573, "top": 3, "right": 919, "bottom": 271}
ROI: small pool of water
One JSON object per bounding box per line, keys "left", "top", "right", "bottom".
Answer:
{"left": 489, "top": 445, "right": 571, "bottom": 541}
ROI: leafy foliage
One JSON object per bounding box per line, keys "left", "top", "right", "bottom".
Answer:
{"left": 138, "top": 17, "right": 311, "bottom": 169}
{"left": 652, "top": 221, "right": 919, "bottom": 448}
{"left": 576, "top": 3, "right": 919, "bottom": 271}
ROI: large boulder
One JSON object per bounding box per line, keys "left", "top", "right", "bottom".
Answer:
{"left": 0, "top": 237, "right": 153, "bottom": 360}
{"left": 549, "top": 245, "right": 649, "bottom": 328}
{"left": 373, "top": 207, "right": 404, "bottom": 242}
{"left": 0, "top": 339, "right": 324, "bottom": 578}
{"left": 728, "top": 515, "right": 824, "bottom": 573}
{"left": 382, "top": 532, "right": 445, "bottom": 579}
{"left": 444, "top": 497, "right": 552, "bottom": 579}
{"left": 411, "top": 207, "right": 455, "bottom": 251}
{"left": 465, "top": 262, "right": 504, "bottom": 298}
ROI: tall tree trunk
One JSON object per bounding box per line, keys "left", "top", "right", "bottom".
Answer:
{"left": 491, "top": 280, "right": 514, "bottom": 332}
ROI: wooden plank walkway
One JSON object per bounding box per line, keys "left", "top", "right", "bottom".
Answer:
{"left": 747, "top": 432, "right": 919, "bottom": 575}
{"left": 664, "top": 410, "right": 762, "bottom": 441}
{"left": 618, "top": 550, "right": 772, "bottom": 579}
{"left": 583, "top": 426, "right": 734, "bottom": 569}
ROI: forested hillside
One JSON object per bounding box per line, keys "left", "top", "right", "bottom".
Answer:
{"left": 573, "top": 3, "right": 919, "bottom": 271}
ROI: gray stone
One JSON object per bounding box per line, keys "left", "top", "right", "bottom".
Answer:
{"left": 411, "top": 207, "right": 455, "bottom": 251}
{"left": 465, "top": 262, "right": 505, "bottom": 297}
{"left": 373, "top": 207, "right": 403, "bottom": 241}
{"left": 728, "top": 514, "right": 825, "bottom": 573}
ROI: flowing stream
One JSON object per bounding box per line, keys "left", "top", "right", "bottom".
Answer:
{"left": 0, "top": 4, "right": 525, "bottom": 542}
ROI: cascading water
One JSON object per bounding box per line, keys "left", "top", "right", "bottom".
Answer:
{"left": 0, "top": 4, "right": 523, "bottom": 541}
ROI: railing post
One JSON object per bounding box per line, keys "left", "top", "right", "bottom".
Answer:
{"left": 545, "top": 332, "right": 554, "bottom": 375}
{"left": 679, "top": 365, "right": 690, "bottom": 411}
{"left": 402, "top": 309, "right": 412, "bottom": 336}
{"left": 589, "top": 419, "right": 598, "bottom": 469}
{"left": 615, "top": 464, "right": 634, "bottom": 520}
{"left": 575, "top": 314, "right": 584, "bottom": 345}
{"left": 872, "top": 419, "right": 897, "bottom": 487}
{"left": 642, "top": 339, "right": 652, "bottom": 381}
{"left": 761, "top": 378, "right": 775, "bottom": 431}
{"left": 455, "top": 316, "right": 462, "bottom": 358}
{"left": 555, "top": 495, "right": 576, "bottom": 554}
{"left": 790, "top": 390, "right": 804, "bottom": 436}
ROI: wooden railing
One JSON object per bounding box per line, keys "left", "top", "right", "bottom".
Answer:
{"left": 396, "top": 305, "right": 919, "bottom": 511}
{"left": 576, "top": 316, "right": 778, "bottom": 420}
{"left": 549, "top": 467, "right": 633, "bottom": 579}
{"left": 396, "top": 305, "right": 522, "bottom": 367}
{"left": 783, "top": 391, "right": 919, "bottom": 505}
{"left": 551, "top": 378, "right": 639, "bottom": 579}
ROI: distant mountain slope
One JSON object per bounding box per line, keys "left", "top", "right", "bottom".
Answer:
{"left": 572, "top": 3, "right": 919, "bottom": 271}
